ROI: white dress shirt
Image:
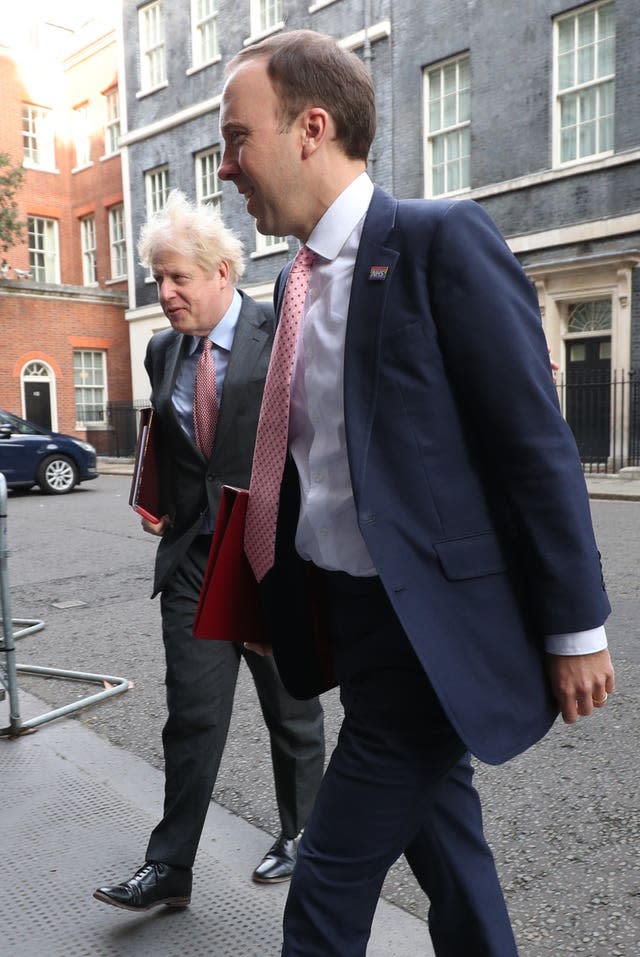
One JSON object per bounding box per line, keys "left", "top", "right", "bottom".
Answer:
{"left": 288, "top": 172, "right": 606, "bottom": 656}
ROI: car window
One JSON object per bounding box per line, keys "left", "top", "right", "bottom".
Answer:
{"left": 0, "top": 411, "right": 41, "bottom": 435}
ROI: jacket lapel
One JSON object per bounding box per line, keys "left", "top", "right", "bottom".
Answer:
{"left": 213, "top": 294, "right": 271, "bottom": 452}
{"left": 344, "top": 187, "right": 399, "bottom": 500}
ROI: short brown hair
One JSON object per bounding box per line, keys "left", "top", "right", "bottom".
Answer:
{"left": 226, "top": 30, "right": 376, "bottom": 161}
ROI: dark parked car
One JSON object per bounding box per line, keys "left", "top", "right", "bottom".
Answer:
{"left": 0, "top": 409, "right": 98, "bottom": 494}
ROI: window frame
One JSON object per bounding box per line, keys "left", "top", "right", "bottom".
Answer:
{"left": 138, "top": 0, "right": 167, "bottom": 93}
{"left": 73, "top": 349, "right": 108, "bottom": 428}
{"left": 22, "top": 103, "right": 56, "bottom": 170}
{"left": 195, "top": 147, "right": 222, "bottom": 208}
{"left": 108, "top": 204, "right": 127, "bottom": 280}
{"left": 249, "top": 0, "right": 284, "bottom": 39}
{"left": 553, "top": 0, "right": 615, "bottom": 168}
{"left": 28, "top": 216, "right": 60, "bottom": 283}
{"left": 252, "top": 228, "right": 289, "bottom": 259}
{"left": 190, "top": 0, "right": 219, "bottom": 70}
{"left": 144, "top": 165, "right": 170, "bottom": 217}
{"left": 104, "top": 88, "right": 121, "bottom": 156}
{"left": 80, "top": 215, "right": 98, "bottom": 286}
{"left": 423, "top": 53, "right": 471, "bottom": 198}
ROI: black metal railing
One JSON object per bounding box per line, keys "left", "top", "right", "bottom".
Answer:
{"left": 86, "top": 400, "right": 149, "bottom": 458}
{"left": 556, "top": 368, "right": 640, "bottom": 473}
{"left": 89, "top": 370, "right": 640, "bottom": 473}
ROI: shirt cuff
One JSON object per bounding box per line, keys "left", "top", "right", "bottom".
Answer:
{"left": 544, "top": 625, "right": 608, "bottom": 656}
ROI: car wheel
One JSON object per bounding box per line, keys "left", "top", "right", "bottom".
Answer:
{"left": 37, "top": 455, "right": 79, "bottom": 494}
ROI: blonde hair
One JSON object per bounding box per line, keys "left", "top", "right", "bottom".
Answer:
{"left": 138, "top": 190, "right": 245, "bottom": 283}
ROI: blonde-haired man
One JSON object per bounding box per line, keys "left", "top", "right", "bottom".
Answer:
{"left": 94, "top": 191, "right": 324, "bottom": 912}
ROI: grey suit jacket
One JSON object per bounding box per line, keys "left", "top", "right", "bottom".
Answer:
{"left": 143, "top": 291, "right": 274, "bottom": 596}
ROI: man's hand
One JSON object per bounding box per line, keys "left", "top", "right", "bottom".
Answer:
{"left": 141, "top": 514, "right": 171, "bottom": 537}
{"left": 546, "top": 648, "right": 615, "bottom": 724}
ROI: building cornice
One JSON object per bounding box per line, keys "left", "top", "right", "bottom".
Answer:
{"left": 469, "top": 149, "right": 640, "bottom": 202}
{"left": 507, "top": 213, "right": 640, "bottom": 254}
{"left": 0, "top": 280, "right": 127, "bottom": 307}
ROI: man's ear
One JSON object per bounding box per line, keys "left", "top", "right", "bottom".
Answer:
{"left": 301, "top": 108, "right": 330, "bottom": 158}
{"left": 217, "top": 259, "right": 230, "bottom": 285}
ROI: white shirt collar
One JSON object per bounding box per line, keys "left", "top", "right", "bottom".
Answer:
{"left": 306, "top": 172, "right": 374, "bottom": 262}
{"left": 186, "top": 288, "right": 242, "bottom": 355}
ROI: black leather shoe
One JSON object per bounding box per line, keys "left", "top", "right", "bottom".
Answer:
{"left": 93, "top": 862, "right": 192, "bottom": 911}
{"left": 252, "top": 834, "right": 297, "bottom": 884}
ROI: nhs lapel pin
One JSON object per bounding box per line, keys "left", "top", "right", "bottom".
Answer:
{"left": 369, "top": 265, "right": 388, "bottom": 281}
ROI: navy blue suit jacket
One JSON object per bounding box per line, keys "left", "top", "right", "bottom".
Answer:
{"left": 264, "top": 186, "right": 610, "bottom": 766}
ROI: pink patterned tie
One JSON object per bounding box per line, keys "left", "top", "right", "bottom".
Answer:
{"left": 244, "top": 245, "right": 315, "bottom": 581}
{"left": 193, "top": 336, "right": 218, "bottom": 459}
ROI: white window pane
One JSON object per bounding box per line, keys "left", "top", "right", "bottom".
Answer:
{"left": 432, "top": 166, "right": 445, "bottom": 196}
{"left": 577, "top": 44, "right": 595, "bottom": 84}
{"left": 458, "top": 87, "right": 470, "bottom": 123}
{"left": 577, "top": 10, "right": 595, "bottom": 47}
{"left": 598, "top": 2, "right": 615, "bottom": 39}
{"left": 561, "top": 126, "right": 576, "bottom": 162}
{"left": 429, "top": 99, "right": 441, "bottom": 132}
{"left": 560, "top": 93, "right": 577, "bottom": 127}
{"left": 447, "top": 129, "right": 460, "bottom": 160}
{"left": 432, "top": 135, "right": 445, "bottom": 165}
{"left": 442, "top": 92, "right": 457, "bottom": 127}
{"left": 558, "top": 51, "right": 574, "bottom": 91}
{"left": 557, "top": 18, "right": 574, "bottom": 55}
{"left": 579, "top": 87, "right": 596, "bottom": 121}
{"left": 443, "top": 63, "right": 456, "bottom": 95}
{"left": 447, "top": 160, "right": 460, "bottom": 192}
{"left": 600, "top": 79, "right": 615, "bottom": 114}
{"left": 579, "top": 119, "right": 596, "bottom": 157}
{"left": 598, "top": 36, "right": 615, "bottom": 77}
{"left": 458, "top": 57, "right": 469, "bottom": 89}
{"left": 428, "top": 70, "right": 441, "bottom": 100}
{"left": 599, "top": 114, "right": 613, "bottom": 151}
{"left": 460, "top": 154, "right": 470, "bottom": 189}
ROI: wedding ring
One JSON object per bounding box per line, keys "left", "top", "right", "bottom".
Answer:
{"left": 593, "top": 692, "right": 608, "bottom": 705}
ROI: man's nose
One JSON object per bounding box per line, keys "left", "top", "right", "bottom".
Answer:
{"left": 218, "top": 149, "right": 237, "bottom": 181}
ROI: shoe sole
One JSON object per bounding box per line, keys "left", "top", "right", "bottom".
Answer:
{"left": 93, "top": 890, "right": 190, "bottom": 911}
{"left": 251, "top": 873, "right": 293, "bottom": 885}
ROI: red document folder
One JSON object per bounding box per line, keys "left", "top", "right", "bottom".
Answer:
{"left": 129, "top": 407, "right": 161, "bottom": 525}
{"left": 193, "top": 486, "right": 264, "bottom": 643}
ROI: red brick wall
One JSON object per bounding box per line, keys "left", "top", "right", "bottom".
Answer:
{"left": 0, "top": 26, "right": 131, "bottom": 443}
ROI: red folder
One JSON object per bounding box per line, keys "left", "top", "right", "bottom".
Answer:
{"left": 193, "top": 486, "right": 264, "bottom": 643}
{"left": 129, "top": 407, "right": 161, "bottom": 525}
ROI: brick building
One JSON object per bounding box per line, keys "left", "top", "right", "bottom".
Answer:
{"left": 0, "top": 12, "right": 131, "bottom": 453}
{"left": 119, "top": 0, "right": 639, "bottom": 467}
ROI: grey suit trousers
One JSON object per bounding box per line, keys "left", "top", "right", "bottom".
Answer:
{"left": 146, "top": 535, "right": 325, "bottom": 869}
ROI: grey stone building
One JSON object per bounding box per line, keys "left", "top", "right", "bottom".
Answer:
{"left": 119, "top": 0, "right": 639, "bottom": 468}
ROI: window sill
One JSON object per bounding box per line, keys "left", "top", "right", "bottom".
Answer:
{"left": 186, "top": 56, "right": 221, "bottom": 76}
{"left": 99, "top": 152, "right": 120, "bottom": 163}
{"left": 105, "top": 276, "right": 127, "bottom": 285}
{"left": 243, "top": 22, "right": 285, "bottom": 47}
{"left": 71, "top": 163, "right": 93, "bottom": 174}
{"left": 136, "top": 81, "right": 169, "bottom": 100}
{"left": 250, "top": 243, "right": 290, "bottom": 259}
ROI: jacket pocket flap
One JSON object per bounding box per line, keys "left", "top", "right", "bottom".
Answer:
{"left": 433, "top": 532, "right": 507, "bottom": 581}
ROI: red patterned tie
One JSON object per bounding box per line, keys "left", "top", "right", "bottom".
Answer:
{"left": 193, "top": 336, "right": 218, "bottom": 459}
{"left": 244, "top": 245, "right": 315, "bottom": 581}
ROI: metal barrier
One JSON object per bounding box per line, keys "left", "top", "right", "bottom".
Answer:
{"left": 0, "top": 472, "right": 130, "bottom": 737}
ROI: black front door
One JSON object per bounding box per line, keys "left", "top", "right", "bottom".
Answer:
{"left": 24, "top": 381, "right": 52, "bottom": 430}
{"left": 564, "top": 336, "right": 611, "bottom": 463}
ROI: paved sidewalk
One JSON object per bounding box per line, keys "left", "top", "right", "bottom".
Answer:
{"left": 1, "top": 688, "right": 433, "bottom": 957}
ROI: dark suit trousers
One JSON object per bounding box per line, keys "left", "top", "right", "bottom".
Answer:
{"left": 282, "top": 572, "right": 518, "bottom": 957}
{"left": 146, "top": 536, "right": 325, "bottom": 870}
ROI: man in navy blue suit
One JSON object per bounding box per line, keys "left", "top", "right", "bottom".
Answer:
{"left": 219, "top": 30, "right": 615, "bottom": 957}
